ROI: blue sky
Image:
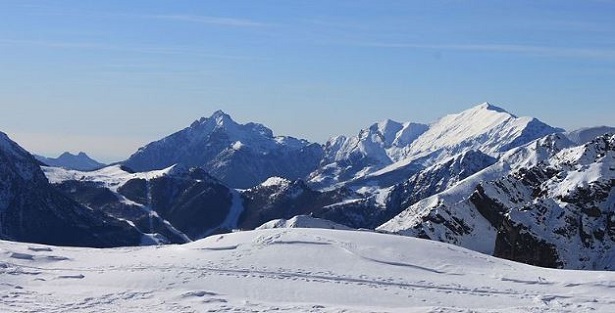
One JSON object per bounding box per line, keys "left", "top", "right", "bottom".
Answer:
{"left": 1, "top": 0, "right": 614, "bottom": 162}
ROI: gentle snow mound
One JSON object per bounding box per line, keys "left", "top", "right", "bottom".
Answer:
{"left": 257, "top": 215, "right": 353, "bottom": 230}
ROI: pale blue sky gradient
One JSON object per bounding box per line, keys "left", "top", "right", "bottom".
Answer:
{"left": 1, "top": 0, "right": 614, "bottom": 162}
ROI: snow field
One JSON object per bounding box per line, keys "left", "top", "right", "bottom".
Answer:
{"left": 2, "top": 228, "right": 615, "bottom": 312}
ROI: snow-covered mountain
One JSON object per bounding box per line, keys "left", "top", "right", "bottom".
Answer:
{"left": 42, "top": 147, "right": 502, "bottom": 240}
{"left": 403, "top": 103, "right": 562, "bottom": 162}
{"left": 123, "top": 110, "right": 324, "bottom": 188}
{"left": 0, "top": 132, "right": 143, "bottom": 247}
{"left": 565, "top": 126, "right": 615, "bottom": 145}
{"left": 308, "top": 120, "right": 429, "bottom": 187}
{"left": 35, "top": 152, "right": 105, "bottom": 171}
{"left": 378, "top": 133, "right": 575, "bottom": 252}
{"left": 306, "top": 150, "right": 497, "bottom": 230}
{"left": 310, "top": 102, "right": 563, "bottom": 189}
{"left": 7, "top": 102, "right": 615, "bottom": 272}
{"left": 256, "top": 215, "right": 353, "bottom": 230}
{"left": 379, "top": 132, "right": 615, "bottom": 270}
{"left": 3, "top": 228, "right": 615, "bottom": 312}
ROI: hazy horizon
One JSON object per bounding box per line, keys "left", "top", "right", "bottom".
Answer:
{"left": 1, "top": 1, "right": 614, "bottom": 163}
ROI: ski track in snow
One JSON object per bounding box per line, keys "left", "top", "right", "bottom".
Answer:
{"left": 2, "top": 229, "right": 615, "bottom": 312}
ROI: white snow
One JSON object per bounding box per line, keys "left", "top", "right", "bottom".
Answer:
{"left": 1, "top": 228, "right": 615, "bottom": 312}
{"left": 311, "top": 102, "right": 560, "bottom": 189}
{"left": 257, "top": 215, "right": 353, "bottom": 231}
{"left": 370, "top": 103, "right": 556, "bottom": 179}
{"left": 231, "top": 140, "right": 244, "bottom": 150}
{"left": 259, "top": 176, "right": 292, "bottom": 187}
{"left": 42, "top": 164, "right": 178, "bottom": 192}
{"left": 377, "top": 133, "right": 575, "bottom": 254}
{"left": 565, "top": 126, "right": 615, "bottom": 145}
{"left": 186, "top": 110, "right": 308, "bottom": 154}
{"left": 322, "top": 119, "right": 428, "bottom": 166}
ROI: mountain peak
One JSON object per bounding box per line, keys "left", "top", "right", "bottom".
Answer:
{"left": 59, "top": 151, "right": 75, "bottom": 158}
{"left": 124, "top": 111, "right": 323, "bottom": 188}
{"left": 211, "top": 109, "right": 231, "bottom": 120}
{"left": 368, "top": 119, "right": 403, "bottom": 140}
{"left": 37, "top": 151, "right": 105, "bottom": 171}
{"left": 377, "top": 118, "right": 401, "bottom": 128}
{"left": 398, "top": 102, "right": 561, "bottom": 165}
{"left": 191, "top": 110, "right": 237, "bottom": 129}
{"left": 56, "top": 151, "right": 94, "bottom": 159}
{"left": 209, "top": 109, "right": 234, "bottom": 125}
{"left": 474, "top": 102, "right": 509, "bottom": 114}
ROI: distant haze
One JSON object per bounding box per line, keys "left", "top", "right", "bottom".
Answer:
{"left": 1, "top": 1, "right": 613, "bottom": 163}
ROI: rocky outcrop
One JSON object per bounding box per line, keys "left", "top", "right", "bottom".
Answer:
{"left": 0, "top": 132, "right": 143, "bottom": 247}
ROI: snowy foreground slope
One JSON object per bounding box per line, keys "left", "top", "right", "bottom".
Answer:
{"left": 2, "top": 228, "right": 615, "bottom": 313}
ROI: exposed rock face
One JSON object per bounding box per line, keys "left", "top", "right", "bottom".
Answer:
{"left": 0, "top": 132, "right": 143, "bottom": 247}
{"left": 494, "top": 217, "right": 563, "bottom": 269}
{"left": 488, "top": 134, "right": 615, "bottom": 269}
{"left": 380, "top": 133, "right": 615, "bottom": 270}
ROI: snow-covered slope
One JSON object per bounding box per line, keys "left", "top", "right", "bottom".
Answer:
{"left": 366, "top": 103, "right": 563, "bottom": 184}
{"left": 44, "top": 164, "right": 242, "bottom": 242}
{"left": 0, "top": 132, "right": 143, "bottom": 247}
{"left": 257, "top": 215, "right": 353, "bottom": 230}
{"left": 2, "top": 228, "right": 615, "bottom": 312}
{"left": 309, "top": 120, "right": 428, "bottom": 187}
{"left": 35, "top": 152, "right": 105, "bottom": 171}
{"left": 310, "top": 102, "right": 562, "bottom": 189}
{"left": 565, "top": 126, "right": 615, "bottom": 145}
{"left": 487, "top": 133, "right": 615, "bottom": 269}
{"left": 301, "top": 150, "right": 497, "bottom": 230}
{"left": 406, "top": 103, "right": 561, "bottom": 161}
{"left": 379, "top": 133, "right": 615, "bottom": 269}
{"left": 123, "top": 110, "right": 324, "bottom": 188}
{"left": 378, "top": 133, "right": 575, "bottom": 254}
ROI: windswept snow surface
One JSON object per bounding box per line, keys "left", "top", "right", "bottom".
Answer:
{"left": 2, "top": 228, "right": 615, "bottom": 312}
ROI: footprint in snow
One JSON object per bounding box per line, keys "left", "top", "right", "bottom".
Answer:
{"left": 9, "top": 252, "right": 34, "bottom": 260}
{"left": 57, "top": 274, "right": 85, "bottom": 279}
{"left": 181, "top": 290, "right": 221, "bottom": 300}
{"left": 27, "top": 247, "right": 52, "bottom": 252}
{"left": 45, "top": 255, "right": 70, "bottom": 261}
